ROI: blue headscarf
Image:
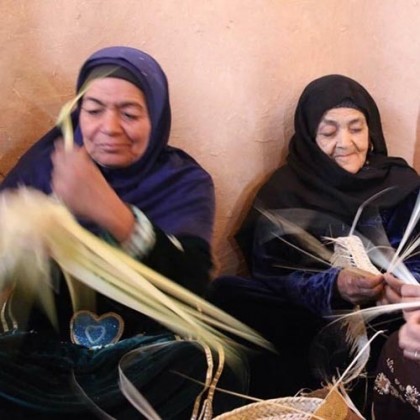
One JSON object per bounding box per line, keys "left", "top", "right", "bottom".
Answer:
{"left": 0, "top": 46, "right": 215, "bottom": 242}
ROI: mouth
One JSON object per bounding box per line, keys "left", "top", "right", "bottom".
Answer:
{"left": 99, "top": 143, "right": 130, "bottom": 153}
{"left": 334, "top": 153, "right": 355, "bottom": 160}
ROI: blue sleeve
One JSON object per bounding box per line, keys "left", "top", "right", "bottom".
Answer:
{"left": 249, "top": 189, "right": 420, "bottom": 316}
{"left": 250, "top": 225, "right": 341, "bottom": 315}
{"left": 279, "top": 267, "right": 341, "bottom": 315}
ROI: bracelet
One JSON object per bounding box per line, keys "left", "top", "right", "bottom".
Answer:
{"left": 121, "top": 206, "right": 156, "bottom": 259}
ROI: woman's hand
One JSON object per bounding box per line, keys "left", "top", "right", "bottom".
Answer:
{"left": 336, "top": 267, "right": 384, "bottom": 305}
{"left": 399, "top": 311, "right": 420, "bottom": 361}
{"left": 398, "top": 285, "right": 420, "bottom": 360}
{"left": 52, "top": 141, "right": 111, "bottom": 218}
{"left": 401, "top": 284, "right": 420, "bottom": 322}
{"left": 377, "top": 273, "right": 404, "bottom": 305}
{"left": 51, "top": 141, "right": 134, "bottom": 242}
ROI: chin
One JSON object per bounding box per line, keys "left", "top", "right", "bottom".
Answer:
{"left": 341, "top": 165, "right": 362, "bottom": 174}
{"left": 95, "top": 157, "right": 133, "bottom": 169}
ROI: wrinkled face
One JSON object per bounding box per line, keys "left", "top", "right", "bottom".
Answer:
{"left": 315, "top": 108, "right": 369, "bottom": 174}
{"left": 80, "top": 77, "right": 151, "bottom": 168}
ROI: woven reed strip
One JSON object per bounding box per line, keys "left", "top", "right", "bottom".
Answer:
{"left": 212, "top": 396, "right": 323, "bottom": 419}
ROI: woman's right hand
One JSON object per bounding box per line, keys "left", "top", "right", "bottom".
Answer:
{"left": 398, "top": 285, "right": 420, "bottom": 360}
{"left": 51, "top": 141, "right": 135, "bottom": 242}
{"left": 401, "top": 284, "right": 420, "bottom": 321}
{"left": 336, "top": 267, "right": 384, "bottom": 305}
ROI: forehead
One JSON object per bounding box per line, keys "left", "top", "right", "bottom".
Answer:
{"left": 319, "top": 107, "right": 366, "bottom": 125}
{"left": 83, "top": 77, "right": 146, "bottom": 105}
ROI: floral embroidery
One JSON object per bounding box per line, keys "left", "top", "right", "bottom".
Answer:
{"left": 374, "top": 371, "right": 405, "bottom": 404}
{"left": 375, "top": 373, "right": 390, "bottom": 395}
{"left": 386, "top": 357, "right": 394, "bottom": 373}
{"left": 405, "top": 385, "right": 420, "bottom": 410}
{"left": 374, "top": 357, "right": 420, "bottom": 413}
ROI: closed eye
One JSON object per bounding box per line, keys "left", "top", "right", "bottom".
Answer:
{"left": 320, "top": 131, "right": 336, "bottom": 137}
{"left": 121, "top": 112, "right": 140, "bottom": 121}
{"left": 85, "top": 108, "right": 103, "bottom": 116}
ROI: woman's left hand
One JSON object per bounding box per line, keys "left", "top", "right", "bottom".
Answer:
{"left": 51, "top": 141, "right": 135, "bottom": 241}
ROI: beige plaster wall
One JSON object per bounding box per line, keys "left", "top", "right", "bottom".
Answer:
{"left": 0, "top": 0, "right": 419, "bottom": 275}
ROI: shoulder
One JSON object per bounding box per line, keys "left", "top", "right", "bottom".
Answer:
{"left": 159, "top": 146, "right": 214, "bottom": 186}
{"left": 0, "top": 127, "right": 60, "bottom": 192}
{"left": 255, "top": 164, "right": 294, "bottom": 206}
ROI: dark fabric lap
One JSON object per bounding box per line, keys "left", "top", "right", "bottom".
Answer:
{"left": 207, "top": 275, "right": 325, "bottom": 399}
{"left": 373, "top": 331, "right": 420, "bottom": 419}
{"left": 0, "top": 331, "right": 247, "bottom": 419}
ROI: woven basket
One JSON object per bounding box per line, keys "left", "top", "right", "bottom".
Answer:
{"left": 212, "top": 388, "right": 362, "bottom": 420}
{"left": 212, "top": 396, "right": 323, "bottom": 419}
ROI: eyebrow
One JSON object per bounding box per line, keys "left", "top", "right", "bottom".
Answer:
{"left": 320, "top": 117, "right": 365, "bottom": 126}
{"left": 83, "top": 97, "right": 145, "bottom": 110}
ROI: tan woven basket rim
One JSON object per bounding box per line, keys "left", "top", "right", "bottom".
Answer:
{"left": 213, "top": 396, "right": 324, "bottom": 419}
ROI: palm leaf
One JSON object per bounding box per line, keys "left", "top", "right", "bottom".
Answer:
{"left": 0, "top": 188, "right": 271, "bottom": 367}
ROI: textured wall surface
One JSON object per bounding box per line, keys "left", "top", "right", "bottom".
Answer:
{"left": 1, "top": 0, "right": 419, "bottom": 274}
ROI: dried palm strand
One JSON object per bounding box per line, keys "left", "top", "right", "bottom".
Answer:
{"left": 329, "top": 189, "right": 397, "bottom": 276}
{"left": 257, "top": 187, "right": 420, "bottom": 284}
{"left": 388, "top": 191, "right": 420, "bottom": 275}
{"left": 243, "top": 191, "right": 420, "bottom": 419}
{"left": 328, "top": 235, "right": 381, "bottom": 275}
{"left": 255, "top": 206, "right": 333, "bottom": 268}
{"left": 345, "top": 187, "right": 420, "bottom": 284}
{"left": 0, "top": 188, "right": 271, "bottom": 367}
{"left": 51, "top": 76, "right": 271, "bottom": 356}
{"left": 56, "top": 67, "right": 116, "bottom": 151}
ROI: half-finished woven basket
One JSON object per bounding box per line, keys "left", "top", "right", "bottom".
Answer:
{"left": 213, "top": 397, "right": 322, "bottom": 419}
{"left": 212, "top": 388, "right": 362, "bottom": 420}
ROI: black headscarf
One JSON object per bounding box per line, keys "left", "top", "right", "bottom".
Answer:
{"left": 237, "top": 74, "right": 419, "bottom": 258}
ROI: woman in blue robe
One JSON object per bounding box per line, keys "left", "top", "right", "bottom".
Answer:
{"left": 0, "top": 46, "right": 245, "bottom": 419}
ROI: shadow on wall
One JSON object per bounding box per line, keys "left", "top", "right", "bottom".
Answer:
{"left": 414, "top": 106, "right": 420, "bottom": 172}
{"left": 217, "top": 137, "right": 289, "bottom": 277}
{"left": 212, "top": 88, "right": 292, "bottom": 276}
{"left": 226, "top": 172, "right": 274, "bottom": 276}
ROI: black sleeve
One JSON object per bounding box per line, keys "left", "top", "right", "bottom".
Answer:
{"left": 97, "top": 227, "right": 213, "bottom": 337}
{"left": 141, "top": 226, "right": 213, "bottom": 297}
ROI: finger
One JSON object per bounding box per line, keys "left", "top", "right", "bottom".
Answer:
{"left": 376, "top": 286, "right": 401, "bottom": 305}
{"left": 401, "top": 297, "right": 420, "bottom": 317}
{"left": 356, "top": 275, "right": 384, "bottom": 289}
{"left": 402, "top": 348, "right": 420, "bottom": 361}
{"left": 357, "top": 283, "right": 384, "bottom": 299}
{"left": 383, "top": 273, "right": 403, "bottom": 292}
{"left": 400, "top": 313, "right": 420, "bottom": 340}
{"left": 384, "top": 287, "right": 401, "bottom": 304}
{"left": 402, "top": 285, "right": 420, "bottom": 299}
{"left": 404, "top": 308, "right": 420, "bottom": 322}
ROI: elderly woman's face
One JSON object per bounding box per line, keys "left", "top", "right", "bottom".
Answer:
{"left": 79, "top": 77, "right": 151, "bottom": 168}
{"left": 315, "top": 108, "right": 369, "bottom": 174}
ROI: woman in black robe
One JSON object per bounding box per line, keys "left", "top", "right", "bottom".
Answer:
{"left": 208, "top": 74, "right": 420, "bottom": 404}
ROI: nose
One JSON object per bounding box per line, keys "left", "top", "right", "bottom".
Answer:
{"left": 101, "top": 109, "right": 121, "bottom": 135}
{"left": 336, "top": 129, "right": 352, "bottom": 148}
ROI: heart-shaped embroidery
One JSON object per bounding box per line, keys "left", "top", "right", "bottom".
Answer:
{"left": 86, "top": 325, "right": 106, "bottom": 344}
{"left": 70, "top": 310, "right": 124, "bottom": 348}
